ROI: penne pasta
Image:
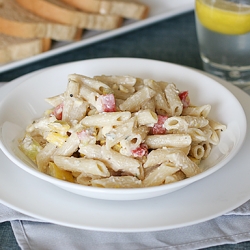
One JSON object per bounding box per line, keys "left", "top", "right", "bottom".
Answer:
{"left": 81, "top": 111, "right": 131, "bottom": 127}
{"left": 143, "top": 163, "right": 180, "bottom": 187}
{"left": 54, "top": 155, "right": 110, "bottom": 177}
{"left": 119, "top": 86, "right": 156, "bottom": 112}
{"left": 101, "top": 146, "right": 142, "bottom": 178}
{"left": 189, "top": 143, "right": 205, "bottom": 160}
{"left": 182, "top": 104, "right": 211, "bottom": 117}
{"left": 19, "top": 73, "right": 226, "bottom": 188}
{"left": 144, "top": 79, "right": 171, "bottom": 116}
{"left": 91, "top": 176, "right": 142, "bottom": 188}
{"left": 145, "top": 134, "right": 192, "bottom": 149}
{"left": 136, "top": 109, "right": 158, "bottom": 126}
{"left": 69, "top": 74, "right": 112, "bottom": 94}
{"left": 164, "top": 116, "right": 189, "bottom": 132}
{"left": 36, "top": 142, "right": 57, "bottom": 173}
{"left": 164, "top": 83, "right": 183, "bottom": 116}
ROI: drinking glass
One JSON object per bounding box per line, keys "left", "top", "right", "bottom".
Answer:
{"left": 195, "top": 0, "right": 250, "bottom": 88}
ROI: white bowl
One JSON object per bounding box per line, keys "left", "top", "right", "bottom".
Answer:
{"left": 0, "top": 58, "right": 247, "bottom": 200}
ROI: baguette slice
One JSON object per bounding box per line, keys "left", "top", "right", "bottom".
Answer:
{"left": 0, "top": 33, "right": 51, "bottom": 64}
{"left": 16, "top": 0, "right": 123, "bottom": 30}
{"left": 61, "top": 0, "right": 149, "bottom": 20}
{"left": 0, "top": 0, "right": 82, "bottom": 41}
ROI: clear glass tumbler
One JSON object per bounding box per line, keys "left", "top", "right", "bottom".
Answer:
{"left": 195, "top": 0, "right": 250, "bottom": 88}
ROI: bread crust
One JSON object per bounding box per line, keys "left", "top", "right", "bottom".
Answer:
{"left": 0, "top": 34, "right": 51, "bottom": 64}
{"left": 16, "top": 0, "right": 123, "bottom": 30}
{"left": 0, "top": 0, "right": 82, "bottom": 40}
{"left": 61, "top": 0, "right": 149, "bottom": 20}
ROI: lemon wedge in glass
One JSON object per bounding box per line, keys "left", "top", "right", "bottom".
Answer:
{"left": 196, "top": 0, "right": 250, "bottom": 35}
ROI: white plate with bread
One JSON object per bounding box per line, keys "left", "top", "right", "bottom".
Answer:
{"left": 0, "top": 0, "right": 194, "bottom": 73}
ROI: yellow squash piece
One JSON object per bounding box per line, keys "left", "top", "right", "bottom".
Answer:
{"left": 48, "top": 162, "right": 74, "bottom": 182}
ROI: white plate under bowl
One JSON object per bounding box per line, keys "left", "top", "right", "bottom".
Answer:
{"left": 0, "top": 63, "right": 250, "bottom": 232}
{"left": 0, "top": 58, "right": 247, "bottom": 201}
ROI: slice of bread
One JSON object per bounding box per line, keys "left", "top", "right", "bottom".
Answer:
{"left": 16, "top": 0, "right": 123, "bottom": 30}
{"left": 0, "top": 0, "right": 82, "bottom": 41}
{"left": 0, "top": 33, "right": 51, "bottom": 64}
{"left": 60, "top": 0, "right": 149, "bottom": 20}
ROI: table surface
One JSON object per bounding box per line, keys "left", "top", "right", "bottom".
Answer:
{"left": 0, "top": 10, "right": 250, "bottom": 250}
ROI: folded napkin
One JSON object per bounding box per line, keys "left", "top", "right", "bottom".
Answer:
{"left": 1, "top": 201, "right": 250, "bottom": 250}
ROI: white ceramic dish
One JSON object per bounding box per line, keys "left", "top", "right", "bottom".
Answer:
{"left": 0, "top": 65, "right": 249, "bottom": 232}
{"left": 0, "top": 58, "right": 247, "bottom": 201}
{"left": 0, "top": 0, "right": 194, "bottom": 73}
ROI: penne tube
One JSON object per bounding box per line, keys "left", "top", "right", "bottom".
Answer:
{"left": 101, "top": 146, "right": 142, "bottom": 177}
{"left": 54, "top": 132, "right": 80, "bottom": 157}
{"left": 140, "top": 98, "right": 156, "bottom": 112}
{"left": 45, "top": 94, "right": 64, "bottom": 107}
{"left": 209, "top": 119, "right": 227, "bottom": 131}
{"left": 79, "top": 144, "right": 103, "bottom": 159}
{"left": 54, "top": 155, "right": 110, "bottom": 177}
{"left": 91, "top": 176, "right": 142, "bottom": 188}
{"left": 135, "top": 109, "right": 158, "bottom": 126}
{"left": 209, "top": 129, "right": 220, "bottom": 145}
{"left": 189, "top": 144, "right": 205, "bottom": 160}
{"left": 79, "top": 84, "right": 100, "bottom": 107}
{"left": 69, "top": 74, "right": 112, "bottom": 94}
{"left": 165, "top": 151, "right": 201, "bottom": 177}
{"left": 144, "top": 148, "right": 185, "bottom": 168}
{"left": 112, "top": 89, "right": 132, "bottom": 100}
{"left": 182, "top": 104, "right": 211, "bottom": 117}
{"left": 119, "top": 86, "right": 156, "bottom": 112}
{"left": 81, "top": 111, "right": 131, "bottom": 127}
{"left": 144, "top": 149, "right": 201, "bottom": 177}
{"left": 105, "top": 117, "right": 135, "bottom": 149}
{"left": 143, "top": 163, "right": 180, "bottom": 187}
{"left": 120, "top": 133, "right": 143, "bottom": 156}
{"left": 145, "top": 134, "right": 192, "bottom": 149}
{"left": 164, "top": 83, "right": 183, "bottom": 116}
{"left": 62, "top": 97, "right": 88, "bottom": 124}
{"left": 164, "top": 170, "right": 186, "bottom": 184}
{"left": 64, "top": 79, "right": 80, "bottom": 97}
{"left": 164, "top": 116, "right": 188, "bottom": 132}
{"left": 144, "top": 79, "right": 171, "bottom": 115}
{"left": 199, "top": 141, "right": 212, "bottom": 159}
{"left": 36, "top": 142, "right": 57, "bottom": 173}
{"left": 187, "top": 128, "right": 208, "bottom": 142}
{"left": 182, "top": 116, "right": 209, "bottom": 128}
{"left": 94, "top": 75, "right": 137, "bottom": 86}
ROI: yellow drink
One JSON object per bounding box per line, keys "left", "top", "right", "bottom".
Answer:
{"left": 195, "top": 0, "right": 250, "bottom": 87}
{"left": 196, "top": 0, "right": 250, "bottom": 35}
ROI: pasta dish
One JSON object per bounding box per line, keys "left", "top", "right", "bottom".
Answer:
{"left": 19, "top": 74, "right": 226, "bottom": 188}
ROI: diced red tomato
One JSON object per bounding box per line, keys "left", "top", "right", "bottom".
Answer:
{"left": 179, "top": 91, "right": 190, "bottom": 108}
{"left": 131, "top": 143, "right": 148, "bottom": 157}
{"left": 52, "top": 103, "right": 63, "bottom": 120}
{"left": 151, "top": 115, "right": 168, "bottom": 135}
{"left": 99, "top": 94, "right": 116, "bottom": 112}
{"left": 77, "top": 129, "right": 89, "bottom": 141}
